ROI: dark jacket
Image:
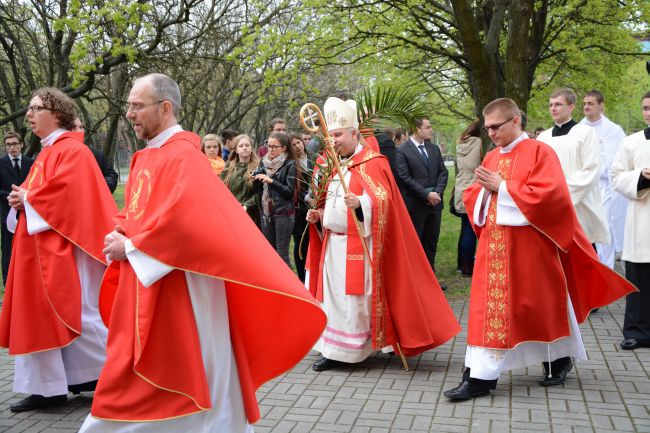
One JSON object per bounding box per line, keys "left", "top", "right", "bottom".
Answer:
{"left": 89, "top": 147, "right": 118, "bottom": 193}
{"left": 254, "top": 158, "right": 297, "bottom": 216}
{"left": 0, "top": 154, "right": 34, "bottom": 212}
{"left": 395, "top": 138, "right": 448, "bottom": 213}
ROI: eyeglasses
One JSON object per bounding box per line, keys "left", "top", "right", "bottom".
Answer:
{"left": 5, "top": 142, "right": 21, "bottom": 147}
{"left": 125, "top": 100, "right": 164, "bottom": 113}
{"left": 483, "top": 117, "right": 514, "bottom": 133}
{"left": 267, "top": 145, "right": 284, "bottom": 150}
{"left": 27, "top": 105, "right": 52, "bottom": 113}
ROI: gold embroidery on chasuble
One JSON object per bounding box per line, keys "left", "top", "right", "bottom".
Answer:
{"left": 484, "top": 156, "right": 513, "bottom": 347}
{"left": 27, "top": 161, "right": 45, "bottom": 189}
{"left": 357, "top": 161, "right": 389, "bottom": 347}
{"left": 126, "top": 169, "right": 152, "bottom": 221}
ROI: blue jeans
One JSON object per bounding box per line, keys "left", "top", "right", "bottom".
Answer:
{"left": 458, "top": 213, "right": 477, "bottom": 262}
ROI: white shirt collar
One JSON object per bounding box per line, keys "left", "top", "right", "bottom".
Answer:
{"left": 41, "top": 128, "right": 67, "bottom": 147}
{"left": 554, "top": 118, "right": 574, "bottom": 128}
{"left": 410, "top": 136, "right": 423, "bottom": 147}
{"left": 10, "top": 154, "right": 22, "bottom": 162}
{"left": 500, "top": 132, "right": 529, "bottom": 154}
{"left": 146, "top": 125, "right": 184, "bottom": 149}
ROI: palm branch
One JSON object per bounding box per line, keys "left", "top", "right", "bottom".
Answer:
{"left": 355, "top": 86, "right": 429, "bottom": 135}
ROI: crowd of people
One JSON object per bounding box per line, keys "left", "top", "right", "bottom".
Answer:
{"left": 0, "top": 76, "right": 647, "bottom": 431}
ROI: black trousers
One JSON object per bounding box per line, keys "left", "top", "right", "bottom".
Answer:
{"left": 1, "top": 208, "right": 13, "bottom": 284}
{"left": 409, "top": 209, "right": 442, "bottom": 272}
{"left": 623, "top": 261, "right": 650, "bottom": 345}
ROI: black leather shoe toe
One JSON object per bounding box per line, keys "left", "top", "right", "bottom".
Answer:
{"left": 620, "top": 338, "right": 640, "bottom": 350}
{"left": 10, "top": 394, "right": 67, "bottom": 413}
{"left": 443, "top": 380, "right": 490, "bottom": 401}
{"left": 68, "top": 380, "right": 98, "bottom": 395}
{"left": 312, "top": 357, "right": 347, "bottom": 372}
{"left": 539, "top": 359, "right": 573, "bottom": 386}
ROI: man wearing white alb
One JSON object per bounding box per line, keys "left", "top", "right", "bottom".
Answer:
{"left": 580, "top": 90, "right": 627, "bottom": 268}
{"left": 537, "top": 88, "right": 610, "bottom": 248}
{"left": 444, "top": 98, "right": 634, "bottom": 401}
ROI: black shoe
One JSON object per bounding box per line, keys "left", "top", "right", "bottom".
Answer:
{"left": 444, "top": 380, "right": 490, "bottom": 401}
{"left": 68, "top": 380, "right": 98, "bottom": 395}
{"left": 620, "top": 338, "right": 640, "bottom": 350}
{"left": 312, "top": 357, "right": 347, "bottom": 372}
{"left": 539, "top": 358, "right": 573, "bottom": 386}
{"left": 10, "top": 394, "right": 68, "bottom": 413}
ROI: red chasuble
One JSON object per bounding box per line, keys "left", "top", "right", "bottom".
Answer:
{"left": 463, "top": 139, "right": 636, "bottom": 349}
{"left": 306, "top": 147, "right": 461, "bottom": 356}
{"left": 0, "top": 132, "right": 117, "bottom": 354}
{"left": 93, "top": 132, "right": 326, "bottom": 423}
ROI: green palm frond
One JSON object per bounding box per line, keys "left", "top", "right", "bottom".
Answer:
{"left": 355, "top": 86, "right": 429, "bottom": 133}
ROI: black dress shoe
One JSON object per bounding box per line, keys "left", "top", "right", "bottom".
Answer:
{"left": 10, "top": 394, "right": 68, "bottom": 413}
{"left": 68, "top": 380, "right": 98, "bottom": 395}
{"left": 539, "top": 358, "right": 573, "bottom": 386}
{"left": 620, "top": 338, "right": 640, "bottom": 350}
{"left": 443, "top": 380, "right": 490, "bottom": 401}
{"left": 312, "top": 357, "right": 347, "bottom": 372}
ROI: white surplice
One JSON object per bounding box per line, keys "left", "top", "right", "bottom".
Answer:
{"left": 312, "top": 144, "right": 384, "bottom": 363}
{"left": 538, "top": 123, "right": 610, "bottom": 244}
{"left": 580, "top": 115, "right": 627, "bottom": 267}
{"left": 465, "top": 135, "right": 587, "bottom": 380}
{"left": 12, "top": 196, "right": 108, "bottom": 397}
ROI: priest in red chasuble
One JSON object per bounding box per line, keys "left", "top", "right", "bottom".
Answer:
{"left": 0, "top": 88, "right": 117, "bottom": 412}
{"left": 306, "top": 96, "right": 460, "bottom": 372}
{"left": 80, "top": 74, "right": 326, "bottom": 433}
{"left": 443, "top": 98, "right": 636, "bottom": 401}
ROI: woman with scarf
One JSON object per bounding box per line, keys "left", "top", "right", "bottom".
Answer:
{"left": 201, "top": 133, "right": 226, "bottom": 176}
{"left": 253, "top": 132, "right": 297, "bottom": 267}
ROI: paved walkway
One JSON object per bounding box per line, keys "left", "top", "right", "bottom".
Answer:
{"left": 0, "top": 298, "right": 648, "bottom": 433}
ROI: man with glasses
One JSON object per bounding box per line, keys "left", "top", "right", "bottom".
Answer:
{"left": 0, "top": 131, "right": 33, "bottom": 283}
{"left": 443, "top": 98, "right": 634, "bottom": 401}
{"left": 395, "top": 117, "right": 448, "bottom": 275}
{"left": 537, "top": 88, "right": 609, "bottom": 249}
{"left": 81, "top": 73, "right": 325, "bottom": 432}
{"left": 0, "top": 88, "right": 117, "bottom": 412}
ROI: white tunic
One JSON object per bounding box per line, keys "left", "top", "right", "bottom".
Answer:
{"left": 580, "top": 115, "right": 627, "bottom": 267}
{"left": 611, "top": 130, "right": 650, "bottom": 263}
{"left": 465, "top": 135, "right": 587, "bottom": 380}
{"left": 312, "top": 145, "right": 379, "bottom": 363}
{"left": 538, "top": 124, "right": 610, "bottom": 244}
{"left": 12, "top": 195, "right": 108, "bottom": 397}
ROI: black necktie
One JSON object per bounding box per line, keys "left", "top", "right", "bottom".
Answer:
{"left": 418, "top": 144, "right": 428, "bottom": 161}
{"left": 551, "top": 119, "right": 577, "bottom": 137}
{"left": 644, "top": 127, "right": 650, "bottom": 140}
{"left": 12, "top": 158, "right": 20, "bottom": 175}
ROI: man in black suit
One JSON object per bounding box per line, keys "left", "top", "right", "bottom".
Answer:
{"left": 73, "top": 118, "right": 118, "bottom": 193}
{"left": 0, "top": 131, "right": 34, "bottom": 283}
{"left": 396, "top": 117, "right": 448, "bottom": 273}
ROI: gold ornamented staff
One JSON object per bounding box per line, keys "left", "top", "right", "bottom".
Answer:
{"left": 299, "top": 102, "right": 410, "bottom": 372}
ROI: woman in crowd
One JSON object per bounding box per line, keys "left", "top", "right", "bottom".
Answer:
{"left": 222, "top": 134, "right": 260, "bottom": 227}
{"left": 290, "top": 133, "right": 313, "bottom": 282}
{"left": 201, "top": 133, "right": 226, "bottom": 176}
{"left": 253, "top": 132, "right": 297, "bottom": 267}
{"left": 453, "top": 119, "right": 482, "bottom": 276}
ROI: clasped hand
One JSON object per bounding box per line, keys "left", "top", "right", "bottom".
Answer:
{"left": 8, "top": 185, "right": 26, "bottom": 211}
{"left": 475, "top": 166, "right": 503, "bottom": 192}
{"left": 103, "top": 225, "right": 127, "bottom": 261}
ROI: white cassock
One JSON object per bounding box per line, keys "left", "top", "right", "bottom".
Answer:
{"left": 8, "top": 197, "right": 108, "bottom": 397}
{"left": 580, "top": 115, "right": 627, "bottom": 267}
{"left": 79, "top": 243, "right": 253, "bottom": 433}
{"left": 312, "top": 144, "right": 385, "bottom": 363}
{"left": 538, "top": 123, "right": 610, "bottom": 244}
{"left": 465, "top": 135, "right": 587, "bottom": 381}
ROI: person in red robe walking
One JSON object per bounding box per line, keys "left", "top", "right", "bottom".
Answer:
{"left": 306, "top": 96, "right": 460, "bottom": 372}
{"left": 443, "top": 98, "right": 636, "bottom": 401}
{"left": 0, "top": 88, "right": 117, "bottom": 412}
{"left": 80, "top": 73, "right": 326, "bottom": 433}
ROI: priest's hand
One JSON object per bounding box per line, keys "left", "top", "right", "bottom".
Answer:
{"left": 642, "top": 168, "right": 650, "bottom": 180}
{"left": 103, "top": 230, "right": 128, "bottom": 261}
{"left": 343, "top": 193, "right": 361, "bottom": 209}
{"left": 475, "top": 166, "right": 503, "bottom": 193}
{"left": 8, "top": 185, "right": 26, "bottom": 211}
{"left": 306, "top": 208, "right": 322, "bottom": 224}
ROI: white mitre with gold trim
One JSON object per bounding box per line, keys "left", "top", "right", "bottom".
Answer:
{"left": 323, "top": 97, "right": 359, "bottom": 132}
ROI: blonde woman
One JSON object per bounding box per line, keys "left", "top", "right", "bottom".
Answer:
{"left": 201, "top": 133, "right": 225, "bottom": 175}
{"left": 221, "top": 134, "right": 260, "bottom": 227}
